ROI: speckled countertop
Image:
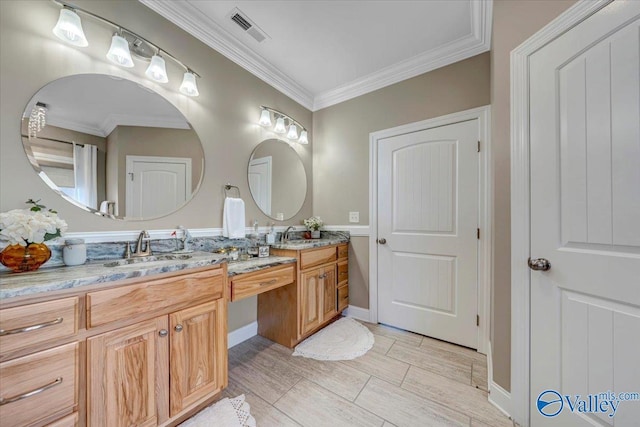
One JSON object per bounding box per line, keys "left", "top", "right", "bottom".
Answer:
{"left": 227, "top": 256, "right": 296, "bottom": 277}
{"left": 271, "top": 236, "right": 349, "bottom": 250}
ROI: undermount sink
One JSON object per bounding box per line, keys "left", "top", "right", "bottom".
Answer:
{"left": 104, "top": 254, "right": 193, "bottom": 267}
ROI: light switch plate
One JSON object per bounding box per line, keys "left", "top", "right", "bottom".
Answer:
{"left": 349, "top": 212, "right": 359, "bottom": 223}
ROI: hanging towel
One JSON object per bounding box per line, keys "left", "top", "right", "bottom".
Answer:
{"left": 223, "top": 197, "right": 246, "bottom": 238}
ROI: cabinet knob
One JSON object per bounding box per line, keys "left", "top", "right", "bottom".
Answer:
{"left": 174, "top": 324, "right": 183, "bottom": 333}
{"left": 158, "top": 329, "right": 168, "bottom": 337}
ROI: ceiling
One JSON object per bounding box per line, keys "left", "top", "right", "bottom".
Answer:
{"left": 140, "top": 1, "right": 492, "bottom": 111}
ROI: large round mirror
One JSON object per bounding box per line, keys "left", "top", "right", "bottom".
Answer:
{"left": 22, "top": 74, "right": 204, "bottom": 220}
{"left": 248, "top": 139, "right": 307, "bottom": 221}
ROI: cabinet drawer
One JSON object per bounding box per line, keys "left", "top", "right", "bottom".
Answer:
{"left": 231, "top": 264, "right": 295, "bottom": 301}
{"left": 87, "top": 267, "right": 224, "bottom": 327}
{"left": 337, "top": 285, "right": 349, "bottom": 312}
{"left": 0, "top": 297, "right": 78, "bottom": 358}
{"left": 0, "top": 342, "right": 78, "bottom": 427}
{"left": 337, "top": 244, "right": 348, "bottom": 260}
{"left": 300, "top": 247, "right": 336, "bottom": 270}
{"left": 46, "top": 413, "right": 78, "bottom": 427}
{"left": 337, "top": 261, "right": 349, "bottom": 285}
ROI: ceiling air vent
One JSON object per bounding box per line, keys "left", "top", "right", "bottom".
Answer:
{"left": 228, "top": 8, "right": 270, "bottom": 43}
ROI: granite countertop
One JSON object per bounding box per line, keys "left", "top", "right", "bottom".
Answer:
{"left": 270, "top": 236, "right": 349, "bottom": 250}
{"left": 0, "top": 252, "right": 300, "bottom": 300}
{"left": 227, "top": 256, "right": 297, "bottom": 277}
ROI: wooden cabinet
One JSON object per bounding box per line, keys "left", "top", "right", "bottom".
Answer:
{"left": 1, "top": 264, "right": 227, "bottom": 427}
{"left": 269, "top": 243, "right": 348, "bottom": 347}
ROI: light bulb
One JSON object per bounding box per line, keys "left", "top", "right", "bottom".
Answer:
{"left": 273, "top": 117, "right": 286, "bottom": 134}
{"left": 287, "top": 123, "right": 299, "bottom": 140}
{"left": 145, "top": 55, "right": 168, "bottom": 83}
{"left": 52, "top": 8, "right": 88, "bottom": 47}
{"left": 298, "top": 130, "right": 309, "bottom": 144}
{"left": 180, "top": 71, "right": 199, "bottom": 96}
{"left": 259, "top": 109, "right": 272, "bottom": 126}
{"left": 106, "top": 33, "right": 134, "bottom": 67}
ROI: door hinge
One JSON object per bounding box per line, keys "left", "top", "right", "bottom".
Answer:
{"left": 477, "top": 228, "right": 480, "bottom": 239}
{"left": 477, "top": 315, "right": 480, "bottom": 326}
{"left": 477, "top": 141, "right": 481, "bottom": 152}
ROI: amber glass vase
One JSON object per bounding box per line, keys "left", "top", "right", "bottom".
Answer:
{"left": 0, "top": 243, "right": 51, "bottom": 273}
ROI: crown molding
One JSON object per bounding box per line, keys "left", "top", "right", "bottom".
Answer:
{"left": 139, "top": 0, "right": 314, "bottom": 111}
{"left": 47, "top": 117, "right": 104, "bottom": 137}
{"left": 140, "top": 0, "right": 492, "bottom": 112}
{"left": 100, "top": 113, "right": 190, "bottom": 136}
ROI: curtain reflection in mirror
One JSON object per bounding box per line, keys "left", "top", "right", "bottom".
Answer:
{"left": 73, "top": 143, "right": 98, "bottom": 209}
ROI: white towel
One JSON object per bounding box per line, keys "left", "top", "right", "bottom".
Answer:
{"left": 99, "top": 201, "right": 114, "bottom": 214}
{"left": 223, "top": 197, "right": 246, "bottom": 238}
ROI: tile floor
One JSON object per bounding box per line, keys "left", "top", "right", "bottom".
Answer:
{"left": 221, "top": 320, "right": 514, "bottom": 427}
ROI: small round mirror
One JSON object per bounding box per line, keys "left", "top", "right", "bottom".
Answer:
{"left": 21, "top": 74, "right": 204, "bottom": 220}
{"left": 248, "top": 139, "right": 307, "bottom": 221}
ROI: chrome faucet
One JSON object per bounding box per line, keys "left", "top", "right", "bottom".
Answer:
{"left": 132, "top": 230, "right": 152, "bottom": 257}
{"left": 282, "top": 226, "right": 295, "bottom": 242}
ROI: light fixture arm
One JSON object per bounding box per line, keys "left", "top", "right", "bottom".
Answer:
{"left": 52, "top": 0, "right": 200, "bottom": 78}
{"left": 260, "top": 106, "right": 307, "bottom": 133}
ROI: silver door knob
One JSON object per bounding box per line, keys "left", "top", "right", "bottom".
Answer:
{"left": 377, "top": 238, "right": 387, "bottom": 245}
{"left": 528, "top": 258, "right": 551, "bottom": 271}
{"left": 174, "top": 324, "right": 183, "bottom": 333}
{"left": 158, "top": 329, "right": 168, "bottom": 337}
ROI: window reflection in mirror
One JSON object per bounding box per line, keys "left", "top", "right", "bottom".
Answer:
{"left": 21, "top": 74, "right": 204, "bottom": 220}
{"left": 248, "top": 139, "right": 307, "bottom": 221}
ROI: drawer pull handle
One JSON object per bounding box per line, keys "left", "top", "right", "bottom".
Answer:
{"left": 0, "top": 377, "right": 63, "bottom": 406}
{"left": 260, "top": 279, "right": 277, "bottom": 286}
{"left": 0, "top": 317, "right": 63, "bottom": 336}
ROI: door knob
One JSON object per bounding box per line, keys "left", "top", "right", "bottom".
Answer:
{"left": 528, "top": 258, "right": 551, "bottom": 271}
{"left": 158, "top": 329, "right": 168, "bottom": 337}
{"left": 377, "top": 238, "right": 387, "bottom": 245}
{"left": 174, "top": 324, "right": 183, "bottom": 333}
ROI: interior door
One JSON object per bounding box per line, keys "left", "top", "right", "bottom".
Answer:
{"left": 248, "top": 156, "right": 272, "bottom": 215}
{"left": 529, "top": 2, "right": 640, "bottom": 425}
{"left": 125, "top": 156, "right": 191, "bottom": 219}
{"left": 377, "top": 119, "right": 479, "bottom": 348}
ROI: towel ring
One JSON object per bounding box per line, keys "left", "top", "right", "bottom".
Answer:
{"left": 224, "top": 184, "right": 241, "bottom": 198}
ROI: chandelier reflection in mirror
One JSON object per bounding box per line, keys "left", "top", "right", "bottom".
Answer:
{"left": 28, "top": 102, "right": 48, "bottom": 139}
{"left": 258, "top": 106, "right": 309, "bottom": 144}
{"left": 51, "top": 0, "right": 200, "bottom": 97}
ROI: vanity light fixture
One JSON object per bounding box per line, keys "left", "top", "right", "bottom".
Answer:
{"left": 51, "top": 0, "right": 200, "bottom": 96}
{"left": 258, "top": 106, "right": 309, "bottom": 144}
{"left": 52, "top": 7, "right": 88, "bottom": 47}
{"left": 106, "top": 31, "right": 134, "bottom": 68}
{"left": 145, "top": 53, "right": 169, "bottom": 83}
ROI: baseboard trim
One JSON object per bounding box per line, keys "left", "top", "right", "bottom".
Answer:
{"left": 228, "top": 321, "right": 258, "bottom": 349}
{"left": 343, "top": 305, "right": 370, "bottom": 322}
{"left": 487, "top": 342, "right": 512, "bottom": 418}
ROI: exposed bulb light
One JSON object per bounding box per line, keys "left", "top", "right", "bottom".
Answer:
{"left": 259, "top": 109, "right": 272, "bottom": 126}
{"left": 106, "top": 32, "right": 134, "bottom": 67}
{"left": 287, "top": 123, "right": 299, "bottom": 140}
{"left": 180, "top": 71, "right": 199, "bottom": 96}
{"left": 145, "top": 54, "right": 168, "bottom": 83}
{"left": 298, "top": 130, "right": 309, "bottom": 145}
{"left": 273, "top": 117, "right": 287, "bottom": 134}
{"left": 52, "top": 8, "right": 88, "bottom": 47}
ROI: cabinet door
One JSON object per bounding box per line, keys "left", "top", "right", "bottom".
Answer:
{"left": 87, "top": 317, "right": 169, "bottom": 427}
{"left": 321, "top": 267, "right": 337, "bottom": 322}
{"left": 300, "top": 268, "right": 322, "bottom": 335}
{"left": 169, "top": 299, "right": 227, "bottom": 416}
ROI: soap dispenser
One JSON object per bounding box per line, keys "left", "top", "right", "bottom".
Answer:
{"left": 266, "top": 222, "right": 276, "bottom": 244}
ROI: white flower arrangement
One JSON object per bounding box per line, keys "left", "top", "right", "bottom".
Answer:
{"left": 303, "top": 216, "right": 324, "bottom": 231}
{"left": 0, "top": 199, "right": 68, "bottom": 247}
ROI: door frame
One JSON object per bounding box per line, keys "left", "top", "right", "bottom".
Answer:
{"left": 369, "top": 105, "right": 491, "bottom": 355}
{"left": 510, "top": 1, "right": 611, "bottom": 425}
{"left": 248, "top": 155, "right": 273, "bottom": 215}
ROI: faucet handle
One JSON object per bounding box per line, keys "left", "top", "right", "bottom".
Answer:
{"left": 125, "top": 242, "right": 131, "bottom": 259}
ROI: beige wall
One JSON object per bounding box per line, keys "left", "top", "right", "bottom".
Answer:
{"left": 0, "top": 0, "right": 312, "bottom": 332}
{"left": 313, "top": 52, "right": 490, "bottom": 310}
{"left": 490, "top": 0, "right": 577, "bottom": 391}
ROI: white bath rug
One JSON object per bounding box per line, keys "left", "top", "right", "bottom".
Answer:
{"left": 179, "top": 394, "right": 256, "bottom": 427}
{"left": 293, "top": 317, "right": 374, "bottom": 361}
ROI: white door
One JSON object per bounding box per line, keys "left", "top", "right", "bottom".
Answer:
{"left": 377, "top": 119, "right": 479, "bottom": 348}
{"left": 248, "top": 156, "right": 272, "bottom": 215}
{"left": 125, "top": 156, "right": 191, "bottom": 219}
{"left": 530, "top": 2, "right": 640, "bottom": 425}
